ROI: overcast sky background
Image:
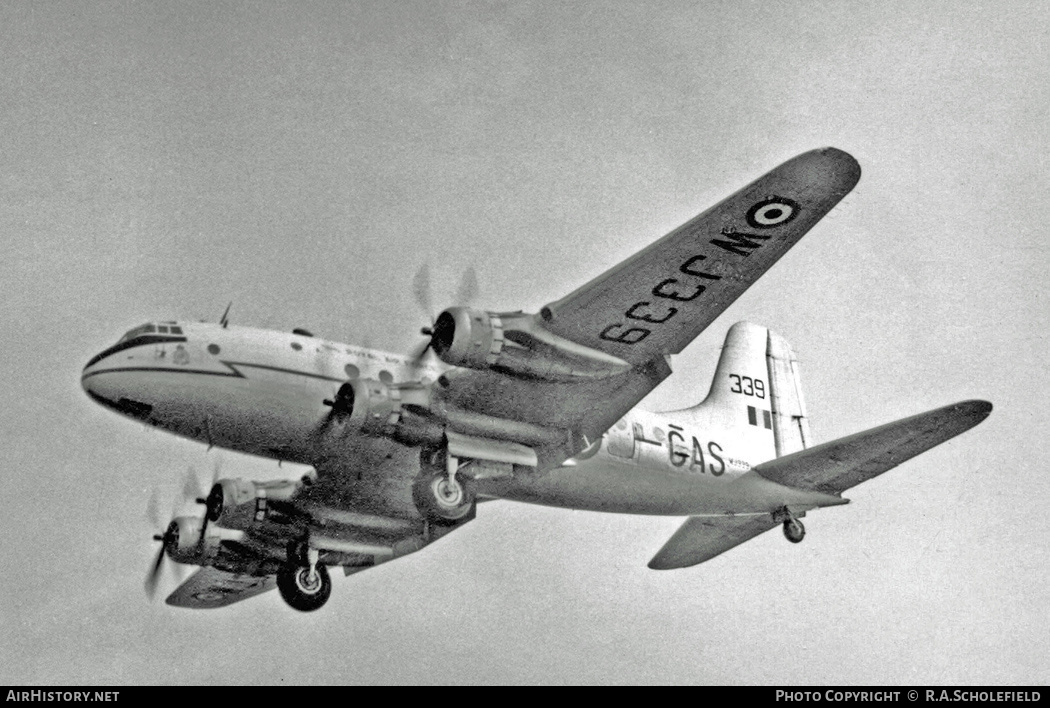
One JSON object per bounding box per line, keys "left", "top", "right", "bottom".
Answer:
{"left": 1, "top": 0, "right": 1047, "bottom": 685}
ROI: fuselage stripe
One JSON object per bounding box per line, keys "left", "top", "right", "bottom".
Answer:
{"left": 81, "top": 361, "right": 346, "bottom": 384}
{"left": 84, "top": 335, "right": 187, "bottom": 370}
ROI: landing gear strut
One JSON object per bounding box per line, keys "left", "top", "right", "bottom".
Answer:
{"left": 413, "top": 449, "right": 476, "bottom": 523}
{"left": 277, "top": 546, "right": 331, "bottom": 612}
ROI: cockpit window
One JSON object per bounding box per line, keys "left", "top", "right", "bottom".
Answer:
{"left": 116, "top": 323, "right": 183, "bottom": 342}
{"left": 119, "top": 324, "right": 156, "bottom": 342}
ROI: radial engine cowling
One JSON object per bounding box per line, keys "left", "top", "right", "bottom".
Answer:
{"left": 330, "top": 378, "right": 442, "bottom": 445}
{"left": 163, "top": 516, "right": 223, "bottom": 565}
{"left": 206, "top": 477, "right": 300, "bottom": 531}
{"left": 427, "top": 307, "right": 630, "bottom": 381}
{"left": 430, "top": 307, "right": 504, "bottom": 370}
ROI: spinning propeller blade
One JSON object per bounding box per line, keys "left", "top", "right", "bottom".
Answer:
{"left": 144, "top": 458, "right": 222, "bottom": 600}
{"left": 409, "top": 264, "right": 480, "bottom": 366}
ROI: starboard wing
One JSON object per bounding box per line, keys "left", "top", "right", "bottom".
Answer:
{"left": 166, "top": 566, "right": 276, "bottom": 609}
{"left": 539, "top": 148, "right": 861, "bottom": 366}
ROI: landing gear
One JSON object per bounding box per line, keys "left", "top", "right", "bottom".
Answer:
{"left": 413, "top": 449, "right": 476, "bottom": 523}
{"left": 782, "top": 517, "right": 806, "bottom": 544}
{"left": 773, "top": 506, "right": 806, "bottom": 544}
{"left": 277, "top": 546, "right": 331, "bottom": 612}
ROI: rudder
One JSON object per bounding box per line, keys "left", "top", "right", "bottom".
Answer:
{"left": 766, "top": 328, "right": 811, "bottom": 456}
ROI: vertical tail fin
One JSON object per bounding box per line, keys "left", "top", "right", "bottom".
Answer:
{"left": 667, "top": 321, "right": 810, "bottom": 463}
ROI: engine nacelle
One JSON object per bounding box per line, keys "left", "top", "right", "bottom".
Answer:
{"left": 206, "top": 477, "right": 301, "bottom": 531}
{"left": 163, "top": 516, "right": 223, "bottom": 565}
{"left": 430, "top": 307, "right": 504, "bottom": 370}
{"left": 428, "top": 307, "right": 631, "bottom": 381}
{"left": 329, "top": 378, "right": 443, "bottom": 445}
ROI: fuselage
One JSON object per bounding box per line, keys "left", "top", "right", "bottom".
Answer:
{"left": 82, "top": 321, "right": 824, "bottom": 517}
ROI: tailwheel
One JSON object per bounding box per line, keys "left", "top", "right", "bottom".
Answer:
{"left": 413, "top": 467, "right": 476, "bottom": 524}
{"left": 277, "top": 564, "right": 331, "bottom": 612}
{"left": 783, "top": 517, "right": 806, "bottom": 544}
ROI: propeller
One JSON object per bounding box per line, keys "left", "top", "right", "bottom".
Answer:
{"left": 409, "top": 264, "right": 479, "bottom": 365}
{"left": 143, "top": 459, "right": 223, "bottom": 600}
{"left": 454, "top": 266, "right": 478, "bottom": 307}
{"left": 144, "top": 488, "right": 182, "bottom": 600}
{"left": 186, "top": 458, "right": 223, "bottom": 509}
{"left": 412, "top": 263, "right": 435, "bottom": 324}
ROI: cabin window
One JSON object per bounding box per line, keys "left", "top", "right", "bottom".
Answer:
{"left": 291, "top": 342, "right": 302, "bottom": 351}
{"left": 207, "top": 344, "right": 220, "bottom": 355}
{"left": 344, "top": 364, "right": 360, "bottom": 380}
{"left": 378, "top": 370, "right": 393, "bottom": 384}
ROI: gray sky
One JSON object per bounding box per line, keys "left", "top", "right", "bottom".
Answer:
{"left": 1, "top": 0, "right": 1047, "bottom": 685}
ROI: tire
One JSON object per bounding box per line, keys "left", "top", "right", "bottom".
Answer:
{"left": 413, "top": 469, "right": 476, "bottom": 523}
{"left": 277, "top": 564, "right": 331, "bottom": 612}
{"left": 783, "top": 519, "right": 806, "bottom": 544}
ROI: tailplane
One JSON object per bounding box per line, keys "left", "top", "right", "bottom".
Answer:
{"left": 652, "top": 322, "right": 993, "bottom": 571}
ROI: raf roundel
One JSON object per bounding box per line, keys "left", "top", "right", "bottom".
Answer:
{"left": 746, "top": 197, "right": 800, "bottom": 229}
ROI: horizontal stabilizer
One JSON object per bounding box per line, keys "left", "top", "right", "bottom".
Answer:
{"left": 754, "top": 400, "right": 992, "bottom": 495}
{"left": 648, "top": 514, "right": 779, "bottom": 570}
{"left": 647, "top": 400, "right": 992, "bottom": 570}
{"left": 166, "top": 566, "right": 276, "bottom": 609}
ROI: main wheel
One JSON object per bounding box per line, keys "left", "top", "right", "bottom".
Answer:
{"left": 277, "top": 564, "right": 331, "bottom": 612}
{"left": 413, "top": 469, "right": 476, "bottom": 523}
{"left": 783, "top": 518, "right": 806, "bottom": 544}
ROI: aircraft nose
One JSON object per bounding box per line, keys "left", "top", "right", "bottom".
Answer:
{"left": 82, "top": 348, "right": 120, "bottom": 401}
{"left": 81, "top": 353, "right": 105, "bottom": 397}
{"left": 81, "top": 352, "right": 154, "bottom": 420}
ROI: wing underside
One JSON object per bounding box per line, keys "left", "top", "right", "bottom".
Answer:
{"left": 540, "top": 148, "right": 861, "bottom": 366}
{"left": 438, "top": 148, "right": 861, "bottom": 446}
{"left": 648, "top": 400, "right": 993, "bottom": 570}
{"left": 166, "top": 566, "right": 277, "bottom": 609}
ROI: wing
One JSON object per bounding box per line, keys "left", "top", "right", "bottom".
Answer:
{"left": 436, "top": 149, "right": 860, "bottom": 447}
{"left": 540, "top": 147, "right": 860, "bottom": 365}
{"left": 753, "top": 399, "right": 993, "bottom": 495}
{"left": 647, "top": 400, "right": 993, "bottom": 569}
{"left": 166, "top": 566, "right": 277, "bottom": 609}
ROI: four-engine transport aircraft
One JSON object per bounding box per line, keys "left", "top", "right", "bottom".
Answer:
{"left": 81, "top": 147, "right": 991, "bottom": 611}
